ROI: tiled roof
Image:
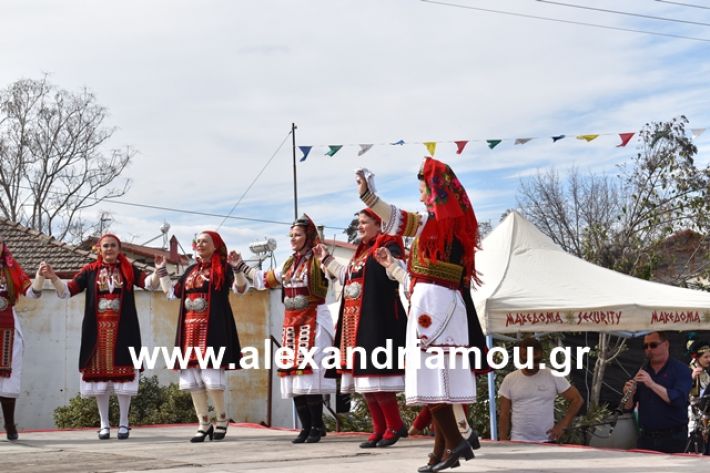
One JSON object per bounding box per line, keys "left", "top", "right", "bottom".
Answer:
{"left": 323, "top": 238, "right": 357, "bottom": 250}
{"left": 0, "top": 218, "right": 95, "bottom": 278}
{"left": 82, "top": 236, "right": 191, "bottom": 266}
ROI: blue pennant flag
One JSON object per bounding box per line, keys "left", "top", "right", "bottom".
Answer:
{"left": 390, "top": 139, "right": 405, "bottom": 145}
{"left": 298, "top": 146, "right": 313, "bottom": 162}
{"left": 552, "top": 135, "right": 566, "bottom": 143}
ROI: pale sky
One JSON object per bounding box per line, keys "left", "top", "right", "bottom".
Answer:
{"left": 2, "top": 0, "right": 709, "bottom": 264}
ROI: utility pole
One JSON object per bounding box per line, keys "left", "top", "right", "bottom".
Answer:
{"left": 291, "top": 122, "right": 298, "bottom": 220}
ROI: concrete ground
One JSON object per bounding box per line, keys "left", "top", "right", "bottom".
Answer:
{"left": 1, "top": 424, "right": 707, "bottom": 473}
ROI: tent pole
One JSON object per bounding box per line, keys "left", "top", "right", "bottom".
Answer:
{"left": 486, "top": 335, "right": 498, "bottom": 440}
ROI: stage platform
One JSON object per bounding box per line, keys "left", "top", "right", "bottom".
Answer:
{"left": 2, "top": 424, "right": 707, "bottom": 472}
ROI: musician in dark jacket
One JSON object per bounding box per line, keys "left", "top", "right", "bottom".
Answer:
{"left": 623, "top": 331, "right": 692, "bottom": 453}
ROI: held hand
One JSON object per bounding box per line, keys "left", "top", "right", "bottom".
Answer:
{"left": 692, "top": 366, "right": 704, "bottom": 380}
{"left": 38, "top": 261, "right": 56, "bottom": 279}
{"left": 374, "top": 247, "right": 394, "bottom": 269}
{"left": 547, "top": 424, "right": 565, "bottom": 441}
{"left": 312, "top": 243, "right": 328, "bottom": 261}
{"left": 227, "top": 250, "right": 243, "bottom": 269}
{"left": 633, "top": 370, "right": 652, "bottom": 387}
{"left": 356, "top": 170, "right": 369, "bottom": 196}
{"left": 623, "top": 380, "right": 636, "bottom": 396}
{"left": 154, "top": 255, "right": 166, "bottom": 268}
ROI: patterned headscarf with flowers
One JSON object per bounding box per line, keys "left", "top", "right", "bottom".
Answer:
{"left": 417, "top": 157, "right": 480, "bottom": 285}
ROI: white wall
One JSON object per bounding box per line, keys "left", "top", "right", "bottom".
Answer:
{"left": 14, "top": 285, "right": 273, "bottom": 430}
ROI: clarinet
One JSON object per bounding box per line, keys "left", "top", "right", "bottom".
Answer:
{"left": 690, "top": 359, "right": 702, "bottom": 399}
{"left": 609, "top": 359, "right": 649, "bottom": 434}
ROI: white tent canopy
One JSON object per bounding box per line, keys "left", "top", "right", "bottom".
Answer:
{"left": 473, "top": 212, "right": 710, "bottom": 334}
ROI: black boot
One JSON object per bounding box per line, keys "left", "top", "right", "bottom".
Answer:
{"left": 292, "top": 396, "right": 312, "bottom": 444}
{"left": 1, "top": 397, "right": 18, "bottom": 441}
{"left": 305, "top": 395, "right": 326, "bottom": 443}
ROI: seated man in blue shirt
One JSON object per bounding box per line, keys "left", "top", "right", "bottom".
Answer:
{"left": 623, "top": 331, "right": 692, "bottom": 453}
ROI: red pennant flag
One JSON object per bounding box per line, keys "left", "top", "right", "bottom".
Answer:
{"left": 617, "top": 132, "right": 634, "bottom": 147}
{"left": 454, "top": 140, "right": 469, "bottom": 155}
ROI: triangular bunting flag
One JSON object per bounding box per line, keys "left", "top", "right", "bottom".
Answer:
{"left": 552, "top": 135, "right": 566, "bottom": 143}
{"left": 454, "top": 140, "right": 469, "bottom": 155}
{"left": 576, "top": 134, "right": 600, "bottom": 142}
{"left": 487, "top": 139, "right": 502, "bottom": 149}
{"left": 514, "top": 138, "right": 533, "bottom": 145}
{"left": 391, "top": 139, "right": 405, "bottom": 145}
{"left": 325, "top": 145, "right": 343, "bottom": 157}
{"left": 691, "top": 128, "right": 706, "bottom": 139}
{"left": 617, "top": 132, "right": 634, "bottom": 147}
{"left": 424, "top": 142, "right": 437, "bottom": 156}
{"left": 358, "top": 144, "right": 374, "bottom": 156}
{"left": 298, "top": 146, "right": 313, "bottom": 162}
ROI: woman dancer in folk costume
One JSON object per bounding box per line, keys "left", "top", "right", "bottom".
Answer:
{"left": 154, "top": 230, "right": 246, "bottom": 442}
{"left": 358, "top": 157, "right": 490, "bottom": 473}
{"left": 313, "top": 209, "right": 409, "bottom": 448}
{"left": 41, "top": 234, "right": 161, "bottom": 440}
{"left": 232, "top": 214, "right": 336, "bottom": 444}
{"left": 0, "top": 237, "right": 43, "bottom": 440}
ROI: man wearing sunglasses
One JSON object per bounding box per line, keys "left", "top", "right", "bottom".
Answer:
{"left": 623, "top": 331, "right": 692, "bottom": 453}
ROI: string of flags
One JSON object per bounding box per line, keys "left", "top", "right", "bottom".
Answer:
{"left": 297, "top": 127, "right": 707, "bottom": 162}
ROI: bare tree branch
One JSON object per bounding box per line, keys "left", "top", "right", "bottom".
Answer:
{"left": 0, "top": 77, "right": 133, "bottom": 242}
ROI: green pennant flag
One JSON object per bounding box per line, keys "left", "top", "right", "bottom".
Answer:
{"left": 325, "top": 145, "right": 343, "bottom": 157}
{"left": 487, "top": 139, "right": 502, "bottom": 149}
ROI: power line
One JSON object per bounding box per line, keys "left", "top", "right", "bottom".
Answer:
{"left": 92, "top": 198, "right": 348, "bottom": 232}
{"left": 537, "top": 0, "right": 710, "bottom": 27}
{"left": 13, "top": 184, "right": 348, "bottom": 231}
{"left": 420, "top": 0, "right": 710, "bottom": 42}
{"left": 656, "top": 0, "right": 710, "bottom": 11}
{"left": 217, "top": 130, "right": 292, "bottom": 230}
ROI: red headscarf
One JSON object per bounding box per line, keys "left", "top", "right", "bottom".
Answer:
{"left": 196, "top": 230, "right": 227, "bottom": 290}
{"left": 354, "top": 209, "right": 405, "bottom": 259}
{"left": 90, "top": 234, "right": 135, "bottom": 289}
{"left": 0, "top": 240, "right": 31, "bottom": 305}
{"left": 417, "top": 157, "right": 479, "bottom": 285}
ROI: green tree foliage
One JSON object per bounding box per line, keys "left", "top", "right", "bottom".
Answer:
{"left": 343, "top": 217, "right": 359, "bottom": 243}
{"left": 54, "top": 376, "right": 200, "bottom": 428}
{"left": 517, "top": 116, "right": 710, "bottom": 407}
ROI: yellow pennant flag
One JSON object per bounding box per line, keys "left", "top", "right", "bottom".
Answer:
{"left": 424, "top": 142, "right": 437, "bottom": 156}
{"left": 576, "top": 134, "right": 600, "bottom": 142}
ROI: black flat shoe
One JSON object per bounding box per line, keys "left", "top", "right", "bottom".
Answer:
{"left": 117, "top": 426, "right": 131, "bottom": 440}
{"left": 376, "top": 424, "right": 408, "bottom": 447}
{"left": 214, "top": 424, "right": 228, "bottom": 441}
{"left": 359, "top": 437, "right": 381, "bottom": 448}
{"left": 292, "top": 429, "right": 309, "bottom": 444}
{"left": 98, "top": 427, "right": 110, "bottom": 440}
{"left": 418, "top": 461, "right": 460, "bottom": 473}
{"left": 467, "top": 430, "right": 481, "bottom": 450}
{"left": 190, "top": 424, "right": 214, "bottom": 443}
{"left": 5, "top": 424, "right": 19, "bottom": 441}
{"left": 432, "top": 440, "right": 473, "bottom": 472}
{"left": 418, "top": 454, "right": 459, "bottom": 473}
{"left": 305, "top": 426, "right": 325, "bottom": 443}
